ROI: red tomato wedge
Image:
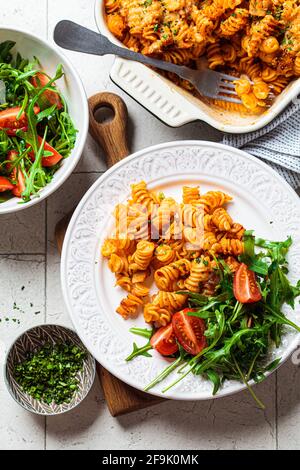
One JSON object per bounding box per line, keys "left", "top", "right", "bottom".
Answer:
{"left": 172, "top": 308, "right": 207, "bottom": 356}
{"left": 0, "top": 176, "right": 14, "bottom": 192}
{"left": 28, "top": 136, "right": 63, "bottom": 167}
{"left": 150, "top": 323, "right": 178, "bottom": 356}
{"left": 7, "top": 150, "right": 26, "bottom": 198}
{"left": 0, "top": 106, "right": 40, "bottom": 135}
{"left": 31, "top": 72, "right": 62, "bottom": 110}
{"left": 233, "top": 263, "right": 262, "bottom": 304}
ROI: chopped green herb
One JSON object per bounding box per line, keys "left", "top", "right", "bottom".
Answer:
{"left": 14, "top": 342, "right": 87, "bottom": 405}
{"left": 274, "top": 6, "right": 283, "bottom": 20}
{"left": 13, "top": 302, "right": 24, "bottom": 313}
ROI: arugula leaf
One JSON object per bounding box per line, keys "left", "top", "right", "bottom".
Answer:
{"left": 0, "top": 130, "right": 10, "bottom": 154}
{"left": 255, "top": 236, "right": 292, "bottom": 264}
{"left": 248, "top": 258, "right": 269, "bottom": 275}
{"left": 239, "top": 230, "right": 255, "bottom": 265}
{"left": 206, "top": 369, "right": 221, "bottom": 395}
{"left": 126, "top": 342, "right": 152, "bottom": 362}
{"left": 0, "top": 41, "right": 15, "bottom": 63}
{"left": 144, "top": 355, "right": 185, "bottom": 392}
{"left": 232, "top": 354, "right": 265, "bottom": 409}
{"left": 264, "top": 357, "right": 281, "bottom": 372}
{"left": 36, "top": 104, "right": 57, "bottom": 123}
{"left": 129, "top": 327, "right": 153, "bottom": 339}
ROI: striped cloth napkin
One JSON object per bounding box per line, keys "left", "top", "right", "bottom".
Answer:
{"left": 222, "top": 100, "right": 300, "bottom": 190}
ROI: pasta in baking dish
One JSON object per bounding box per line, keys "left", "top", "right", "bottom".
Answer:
{"left": 101, "top": 181, "right": 246, "bottom": 327}
{"left": 104, "top": 0, "right": 300, "bottom": 114}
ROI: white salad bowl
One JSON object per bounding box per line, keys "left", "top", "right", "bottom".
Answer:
{"left": 95, "top": 0, "right": 300, "bottom": 133}
{"left": 0, "top": 27, "right": 89, "bottom": 215}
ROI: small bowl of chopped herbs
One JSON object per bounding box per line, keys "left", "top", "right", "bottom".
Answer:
{"left": 4, "top": 324, "right": 96, "bottom": 415}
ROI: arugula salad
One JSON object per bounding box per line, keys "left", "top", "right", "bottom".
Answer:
{"left": 127, "top": 232, "right": 300, "bottom": 408}
{"left": 0, "top": 40, "right": 77, "bottom": 203}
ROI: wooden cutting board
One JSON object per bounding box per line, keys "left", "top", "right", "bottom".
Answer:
{"left": 55, "top": 92, "right": 165, "bottom": 417}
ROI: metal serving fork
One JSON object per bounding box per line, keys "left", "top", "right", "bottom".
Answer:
{"left": 54, "top": 20, "right": 241, "bottom": 104}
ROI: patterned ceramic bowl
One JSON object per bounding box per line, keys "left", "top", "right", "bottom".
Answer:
{"left": 4, "top": 324, "right": 96, "bottom": 415}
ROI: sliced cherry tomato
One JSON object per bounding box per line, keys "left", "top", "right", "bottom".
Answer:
{"left": 28, "top": 136, "right": 63, "bottom": 167}
{"left": 6, "top": 127, "right": 27, "bottom": 136}
{"left": 31, "top": 72, "right": 62, "bottom": 110}
{"left": 0, "top": 106, "right": 40, "bottom": 135}
{"left": 7, "top": 150, "right": 26, "bottom": 198}
{"left": 0, "top": 176, "right": 14, "bottom": 192}
{"left": 233, "top": 263, "right": 262, "bottom": 304}
{"left": 150, "top": 323, "right": 178, "bottom": 356}
{"left": 172, "top": 308, "right": 207, "bottom": 356}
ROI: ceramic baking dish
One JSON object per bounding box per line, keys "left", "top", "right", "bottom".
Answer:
{"left": 95, "top": 0, "right": 300, "bottom": 133}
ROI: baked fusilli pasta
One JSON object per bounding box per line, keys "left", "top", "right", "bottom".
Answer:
{"left": 105, "top": 0, "right": 300, "bottom": 114}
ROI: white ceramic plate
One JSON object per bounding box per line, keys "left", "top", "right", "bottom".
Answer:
{"left": 61, "top": 141, "right": 300, "bottom": 400}
{"left": 95, "top": 0, "right": 300, "bottom": 133}
{"left": 0, "top": 27, "right": 89, "bottom": 214}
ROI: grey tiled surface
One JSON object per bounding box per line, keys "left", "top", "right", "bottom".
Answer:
{"left": 1, "top": 0, "right": 300, "bottom": 450}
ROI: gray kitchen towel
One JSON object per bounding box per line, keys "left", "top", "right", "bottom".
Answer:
{"left": 222, "top": 99, "right": 300, "bottom": 190}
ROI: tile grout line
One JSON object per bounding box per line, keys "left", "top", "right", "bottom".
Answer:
{"left": 275, "top": 370, "right": 278, "bottom": 449}
{"left": 0, "top": 252, "right": 46, "bottom": 256}
{"left": 73, "top": 170, "right": 106, "bottom": 175}
{"left": 44, "top": 199, "right": 48, "bottom": 451}
{"left": 44, "top": 0, "right": 48, "bottom": 452}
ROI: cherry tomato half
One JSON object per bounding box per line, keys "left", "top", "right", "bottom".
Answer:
{"left": 0, "top": 176, "right": 14, "bottom": 192}
{"left": 0, "top": 106, "right": 40, "bottom": 135}
{"left": 31, "top": 72, "right": 62, "bottom": 110}
{"left": 172, "top": 308, "right": 207, "bottom": 356}
{"left": 7, "top": 150, "right": 26, "bottom": 198}
{"left": 28, "top": 136, "right": 63, "bottom": 167}
{"left": 150, "top": 323, "right": 178, "bottom": 356}
{"left": 233, "top": 263, "right": 262, "bottom": 304}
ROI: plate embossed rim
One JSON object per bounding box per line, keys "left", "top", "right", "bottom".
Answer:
{"left": 61, "top": 141, "right": 300, "bottom": 400}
